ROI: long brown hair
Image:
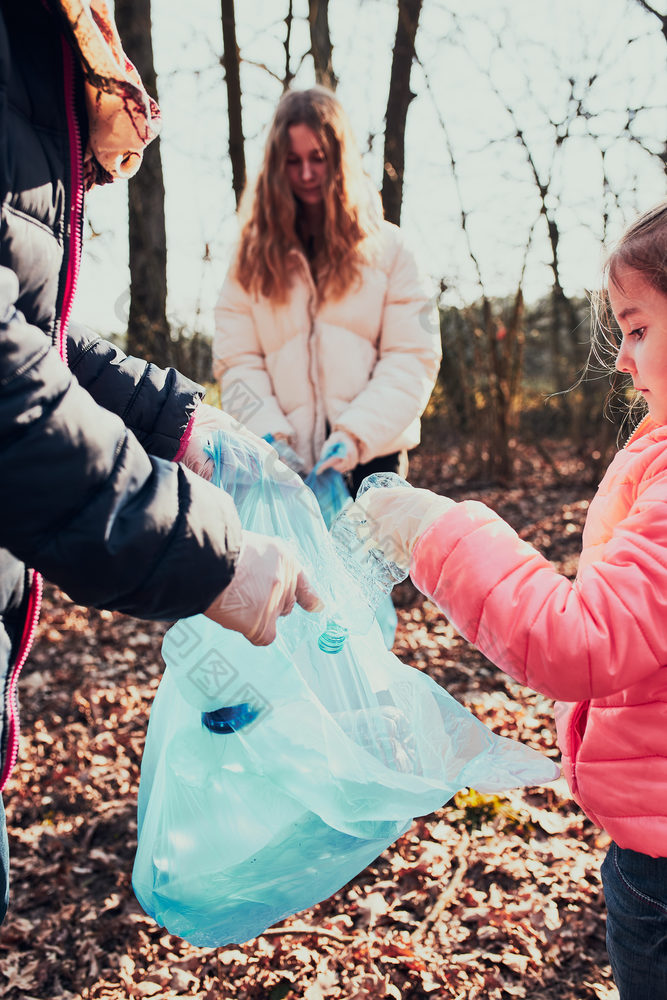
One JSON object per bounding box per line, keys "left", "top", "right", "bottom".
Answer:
{"left": 590, "top": 201, "right": 667, "bottom": 424}
{"left": 234, "top": 86, "right": 381, "bottom": 303}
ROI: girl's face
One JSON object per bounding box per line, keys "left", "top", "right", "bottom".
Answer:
{"left": 611, "top": 265, "right": 667, "bottom": 425}
{"left": 285, "top": 124, "right": 328, "bottom": 206}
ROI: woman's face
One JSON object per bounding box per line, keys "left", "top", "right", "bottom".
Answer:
{"left": 285, "top": 124, "right": 328, "bottom": 206}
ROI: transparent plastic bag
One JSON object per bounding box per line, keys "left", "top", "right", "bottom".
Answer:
{"left": 132, "top": 431, "right": 559, "bottom": 947}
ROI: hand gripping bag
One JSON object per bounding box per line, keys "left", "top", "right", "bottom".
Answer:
{"left": 132, "top": 431, "right": 559, "bottom": 947}
{"left": 303, "top": 446, "right": 351, "bottom": 530}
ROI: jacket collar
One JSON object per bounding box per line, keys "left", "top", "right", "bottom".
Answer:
{"left": 625, "top": 414, "right": 667, "bottom": 448}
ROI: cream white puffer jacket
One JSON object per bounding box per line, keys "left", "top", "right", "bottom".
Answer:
{"left": 212, "top": 221, "right": 442, "bottom": 473}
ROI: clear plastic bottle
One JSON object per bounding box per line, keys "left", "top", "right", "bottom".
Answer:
{"left": 318, "top": 472, "right": 411, "bottom": 653}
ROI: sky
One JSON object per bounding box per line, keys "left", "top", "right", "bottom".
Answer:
{"left": 71, "top": 0, "right": 667, "bottom": 340}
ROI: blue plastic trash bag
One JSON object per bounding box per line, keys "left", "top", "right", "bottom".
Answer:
{"left": 132, "top": 431, "right": 559, "bottom": 947}
{"left": 303, "top": 444, "right": 350, "bottom": 530}
{"left": 304, "top": 447, "right": 398, "bottom": 649}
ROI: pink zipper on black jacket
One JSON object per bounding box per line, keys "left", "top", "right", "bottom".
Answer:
{"left": 0, "top": 0, "right": 241, "bottom": 796}
{"left": 0, "top": 37, "right": 84, "bottom": 792}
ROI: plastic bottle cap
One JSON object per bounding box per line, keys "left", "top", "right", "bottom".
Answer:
{"left": 201, "top": 703, "right": 259, "bottom": 734}
{"left": 317, "top": 621, "right": 349, "bottom": 654}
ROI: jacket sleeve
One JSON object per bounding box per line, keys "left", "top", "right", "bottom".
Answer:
{"left": 67, "top": 323, "right": 200, "bottom": 460}
{"left": 212, "top": 271, "right": 295, "bottom": 439}
{"left": 333, "top": 226, "right": 442, "bottom": 463}
{"left": 410, "top": 490, "right": 667, "bottom": 702}
{"left": 0, "top": 268, "right": 242, "bottom": 620}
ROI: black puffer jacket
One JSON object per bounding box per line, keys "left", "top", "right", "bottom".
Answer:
{"left": 0, "top": 0, "right": 242, "bottom": 794}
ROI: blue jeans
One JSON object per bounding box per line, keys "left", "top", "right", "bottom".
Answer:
{"left": 0, "top": 797, "right": 8, "bottom": 923}
{"left": 601, "top": 842, "right": 667, "bottom": 998}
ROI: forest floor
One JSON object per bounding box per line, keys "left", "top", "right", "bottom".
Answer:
{"left": 0, "top": 439, "right": 621, "bottom": 1000}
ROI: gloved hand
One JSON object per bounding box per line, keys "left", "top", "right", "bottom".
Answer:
{"left": 350, "top": 485, "right": 455, "bottom": 570}
{"left": 179, "top": 403, "right": 297, "bottom": 485}
{"left": 205, "top": 530, "right": 323, "bottom": 646}
{"left": 316, "top": 430, "right": 359, "bottom": 474}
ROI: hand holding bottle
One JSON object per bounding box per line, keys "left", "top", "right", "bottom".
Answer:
{"left": 350, "top": 485, "right": 455, "bottom": 571}
{"left": 205, "top": 529, "right": 323, "bottom": 645}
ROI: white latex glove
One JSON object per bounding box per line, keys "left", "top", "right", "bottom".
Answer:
{"left": 316, "top": 430, "right": 359, "bottom": 474}
{"left": 205, "top": 530, "right": 323, "bottom": 646}
{"left": 179, "top": 403, "right": 281, "bottom": 481}
{"left": 350, "top": 485, "right": 455, "bottom": 570}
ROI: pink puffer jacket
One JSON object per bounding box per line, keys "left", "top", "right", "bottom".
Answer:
{"left": 212, "top": 222, "right": 441, "bottom": 473}
{"left": 411, "top": 416, "right": 667, "bottom": 857}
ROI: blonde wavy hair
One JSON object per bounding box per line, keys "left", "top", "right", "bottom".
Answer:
{"left": 589, "top": 201, "right": 667, "bottom": 425}
{"left": 234, "top": 86, "right": 381, "bottom": 303}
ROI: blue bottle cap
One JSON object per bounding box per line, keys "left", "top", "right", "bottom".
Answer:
{"left": 201, "top": 703, "right": 259, "bottom": 734}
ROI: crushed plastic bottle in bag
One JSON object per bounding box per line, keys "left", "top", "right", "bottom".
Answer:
{"left": 317, "top": 472, "right": 409, "bottom": 652}
{"left": 305, "top": 454, "right": 399, "bottom": 649}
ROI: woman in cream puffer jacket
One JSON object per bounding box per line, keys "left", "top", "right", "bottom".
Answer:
{"left": 212, "top": 87, "right": 441, "bottom": 486}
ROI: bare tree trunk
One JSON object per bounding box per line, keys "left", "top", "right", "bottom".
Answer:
{"left": 485, "top": 288, "right": 524, "bottom": 482}
{"left": 114, "top": 0, "right": 171, "bottom": 365}
{"left": 308, "top": 0, "right": 337, "bottom": 90}
{"left": 381, "top": 0, "right": 423, "bottom": 225}
{"left": 221, "top": 0, "right": 246, "bottom": 206}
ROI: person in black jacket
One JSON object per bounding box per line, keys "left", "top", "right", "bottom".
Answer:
{"left": 0, "top": 0, "right": 321, "bottom": 922}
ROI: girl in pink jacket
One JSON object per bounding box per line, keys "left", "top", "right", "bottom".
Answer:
{"left": 354, "top": 202, "right": 667, "bottom": 999}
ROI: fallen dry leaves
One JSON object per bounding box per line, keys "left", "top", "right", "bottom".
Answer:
{"left": 0, "top": 441, "right": 619, "bottom": 999}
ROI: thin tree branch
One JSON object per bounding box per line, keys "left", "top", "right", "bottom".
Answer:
{"left": 241, "top": 57, "right": 284, "bottom": 84}
{"left": 284, "top": 0, "right": 294, "bottom": 89}
{"left": 633, "top": 0, "right": 667, "bottom": 44}
{"left": 414, "top": 54, "right": 485, "bottom": 295}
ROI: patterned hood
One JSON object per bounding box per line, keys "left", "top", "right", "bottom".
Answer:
{"left": 59, "top": 0, "right": 161, "bottom": 188}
